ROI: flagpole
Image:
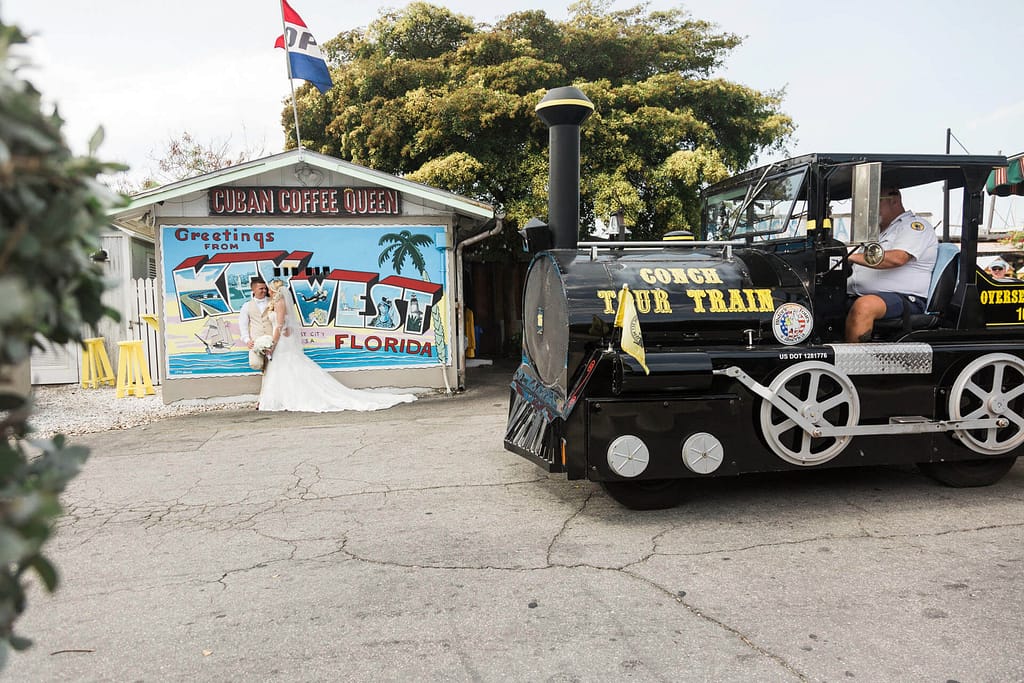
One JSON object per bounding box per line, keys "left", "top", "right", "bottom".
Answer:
{"left": 278, "top": 0, "right": 304, "bottom": 150}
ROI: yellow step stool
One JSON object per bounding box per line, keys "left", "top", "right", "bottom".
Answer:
{"left": 116, "top": 340, "right": 155, "bottom": 398}
{"left": 81, "top": 337, "right": 115, "bottom": 389}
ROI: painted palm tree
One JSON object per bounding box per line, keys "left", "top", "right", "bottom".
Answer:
{"left": 377, "top": 230, "right": 448, "bottom": 362}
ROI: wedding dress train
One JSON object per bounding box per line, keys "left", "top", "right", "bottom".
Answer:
{"left": 257, "top": 287, "right": 417, "bottom": 412}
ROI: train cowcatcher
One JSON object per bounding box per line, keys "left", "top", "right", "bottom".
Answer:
{"left": 504, "top": 86, "right": 1024, "bottom": 509}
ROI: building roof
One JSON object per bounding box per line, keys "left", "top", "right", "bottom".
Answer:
{"left": 110, "top": 148, "right": 495, "bottom": 238}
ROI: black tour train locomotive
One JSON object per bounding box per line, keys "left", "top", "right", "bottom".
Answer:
{"left": 504, "top": 86, "right": 1024, "bottom": 509}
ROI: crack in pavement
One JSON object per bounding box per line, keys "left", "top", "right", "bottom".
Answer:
{"left": 545, "top": 490, "right": 594, "bottom": 566}
{"left": 627, "top": 520, "right": 1024, "bottom": 560}
{"left": 289, "top": 460, "right": 323, "bottom": 499}
{"left": 618, "top": 567, "right": 808, "bottom": 682}
{"left": 49, "top": 465, "right": 1021, "bottom": 683}
{"left": 323, "top": 542, "right": 808, "bottom": 681}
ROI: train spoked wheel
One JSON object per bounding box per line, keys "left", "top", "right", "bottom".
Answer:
{"left": 947, "top": 353, "right": 1024, "bottom": 455}
{"left": 600, "top": 479, "right": 683, "bottom": 510}
{"left": 758, "top": 361, "right": 860, "bottom": 466}
{"left": 918, "top": 353, "right": 1024, "bottom": 488}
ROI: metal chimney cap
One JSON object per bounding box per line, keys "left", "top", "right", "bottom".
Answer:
{"left": 536, "top": 86, "right": 594, "bottom": 127}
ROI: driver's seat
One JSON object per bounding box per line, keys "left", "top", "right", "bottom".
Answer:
{"left": 873, "top": 242, "right": 960, "bottom": 336}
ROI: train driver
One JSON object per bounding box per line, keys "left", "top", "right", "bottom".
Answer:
{"left": 844, "top": 187, "right": 938, "bottom": 342}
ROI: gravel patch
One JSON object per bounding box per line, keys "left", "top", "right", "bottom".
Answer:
{"left": 27, "top": 384, "right": 255, "bottom": 438}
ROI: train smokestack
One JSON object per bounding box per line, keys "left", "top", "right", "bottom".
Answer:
{"left": 535, "top": 86, "right": 594, "bottom": 250}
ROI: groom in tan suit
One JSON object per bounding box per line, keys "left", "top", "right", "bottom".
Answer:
{"left": 238, "top": 277, "right": 273, "bottom": 371}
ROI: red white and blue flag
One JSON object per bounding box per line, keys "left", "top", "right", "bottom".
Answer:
{"left": 274, "top": 0, "right": 333, "bottom": 94}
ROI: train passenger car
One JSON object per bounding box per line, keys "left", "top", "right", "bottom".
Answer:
{"left": 504, "top": 86, "right": 1024, "bottom": 509}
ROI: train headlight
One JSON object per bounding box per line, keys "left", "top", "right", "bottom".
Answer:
{"left": 681, "top": 432, "right": 725, "bottom": 474}
{"left": 606, "top": 435, "right": 649, "bottom": 478}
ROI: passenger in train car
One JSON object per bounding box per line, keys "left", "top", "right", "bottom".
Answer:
{"left": 844, "top": 188, "right": 938, "bottom": 342}
{"left": 985, "top": 257, "right": 1016, "bottom": 280}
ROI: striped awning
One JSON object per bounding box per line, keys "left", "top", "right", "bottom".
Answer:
{"left": 987, "top": 155, "right": 1024, "bottom": 196}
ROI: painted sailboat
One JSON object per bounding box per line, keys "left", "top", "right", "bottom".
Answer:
{"left": 195, "top": 317, "right": 234, "bottom": 354}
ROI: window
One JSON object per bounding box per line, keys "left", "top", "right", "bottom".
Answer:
{"left": 703, "top": 169, "right": 806, "bottom": 241}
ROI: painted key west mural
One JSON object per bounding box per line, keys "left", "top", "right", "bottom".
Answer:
{"left": 161, "top": 225, "right": 449, "bottom": 377}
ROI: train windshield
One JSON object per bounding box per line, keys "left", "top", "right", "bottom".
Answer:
{"left": 703, "top": 169, "right": 807, "bottom": 241}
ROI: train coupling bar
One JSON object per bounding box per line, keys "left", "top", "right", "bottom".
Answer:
{"left": 715, "top": 366, "right": 1007, "bottom": 438}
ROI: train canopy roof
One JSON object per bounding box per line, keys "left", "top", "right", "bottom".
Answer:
{"left": 704, "top": 152, "right": 1008, "bottom": 202}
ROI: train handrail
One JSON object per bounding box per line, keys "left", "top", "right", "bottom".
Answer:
{"left": 578, "top": 240, "right": 745, "bottom": 260}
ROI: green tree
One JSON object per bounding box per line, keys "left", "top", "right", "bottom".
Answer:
{"left": 0, "top": 21, "right": 123, "bottom": 665}
{"left": 286, "top": 0, "right": 793, "bottom": 245}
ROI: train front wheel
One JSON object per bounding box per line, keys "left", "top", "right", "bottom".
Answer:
{"left": 600, "top": 479, "right": 683, "bottom": 510}
{"left": 917, "top": 456, "right": 1018, "bottom": 487}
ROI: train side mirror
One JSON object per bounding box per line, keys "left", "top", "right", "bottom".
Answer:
{"left": 850, "top": 162, "right": 882, "bottom": 247}
{"left": 850, "top": 162, "right": 886, "bottom": 266}
{"left": 519, "top": 217, "right": 554, "bottom": 254}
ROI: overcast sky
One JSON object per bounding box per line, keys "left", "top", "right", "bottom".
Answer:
{"left": 3, "top": 0, "right": 1022, "bottom": 225}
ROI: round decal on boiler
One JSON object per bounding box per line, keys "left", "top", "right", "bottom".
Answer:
{"left": 772, "top": 303, "right": 813, "bottom": 345}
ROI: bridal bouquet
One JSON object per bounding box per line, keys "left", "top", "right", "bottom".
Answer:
{"left": 253, "top": 335, "right": 274, "bottom": 356}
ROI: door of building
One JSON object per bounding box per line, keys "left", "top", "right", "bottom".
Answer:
{"left": 30, "top": 336, "right": 80, "bottom": 384}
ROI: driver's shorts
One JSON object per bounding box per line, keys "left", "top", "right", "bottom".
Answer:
{"left": 874, "top": 291, "right": 926, "bottom": 318}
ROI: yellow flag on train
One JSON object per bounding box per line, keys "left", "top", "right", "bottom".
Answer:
{"left": 613, "top": 284, "right": 649, "bottom": 375}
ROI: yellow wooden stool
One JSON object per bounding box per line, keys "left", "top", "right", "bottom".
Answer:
{"left": 116, "top": 340, "right": 155, "bottom": 398}
{"left": 465, "top": 308, "right": 476, "bottom": 359}
{"left": 80, "top": 337, "right": 115, "bottom": 389}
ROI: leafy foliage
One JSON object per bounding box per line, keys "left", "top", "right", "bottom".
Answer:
{"left": 0, "top": 20, "right": 122, "bottom": 665}
{"left": 288, "top": 0, "right": 794, "bottom": 250}
{"left": 998, "top": 230, "right": 1024, "bottom": 250}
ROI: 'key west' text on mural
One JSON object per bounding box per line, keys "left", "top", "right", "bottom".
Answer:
{"left": 161, "top": 225, "right": 449, "bottom": 378}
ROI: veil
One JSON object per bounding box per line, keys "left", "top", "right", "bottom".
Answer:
{"left": 271, "top": 281, "right": 302, "bottom": 353}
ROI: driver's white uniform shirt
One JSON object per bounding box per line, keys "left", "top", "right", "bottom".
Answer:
{"left": 847, "top": 210, "right": 937, "bottom": 298}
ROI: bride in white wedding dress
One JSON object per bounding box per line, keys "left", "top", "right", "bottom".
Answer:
{"left": 258, "top": 280, "right": 417, "bottom": 412}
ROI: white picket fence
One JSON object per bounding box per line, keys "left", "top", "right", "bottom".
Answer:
{"left": 128, "top": 278, "right": 163, "bottom": 385}
{"left": 30, "top": 278, "right": 164, "bottom": 386}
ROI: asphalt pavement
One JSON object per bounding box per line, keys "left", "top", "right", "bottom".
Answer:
{"left": 4, "top": 358, "right": 1023, "bottom": 682}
